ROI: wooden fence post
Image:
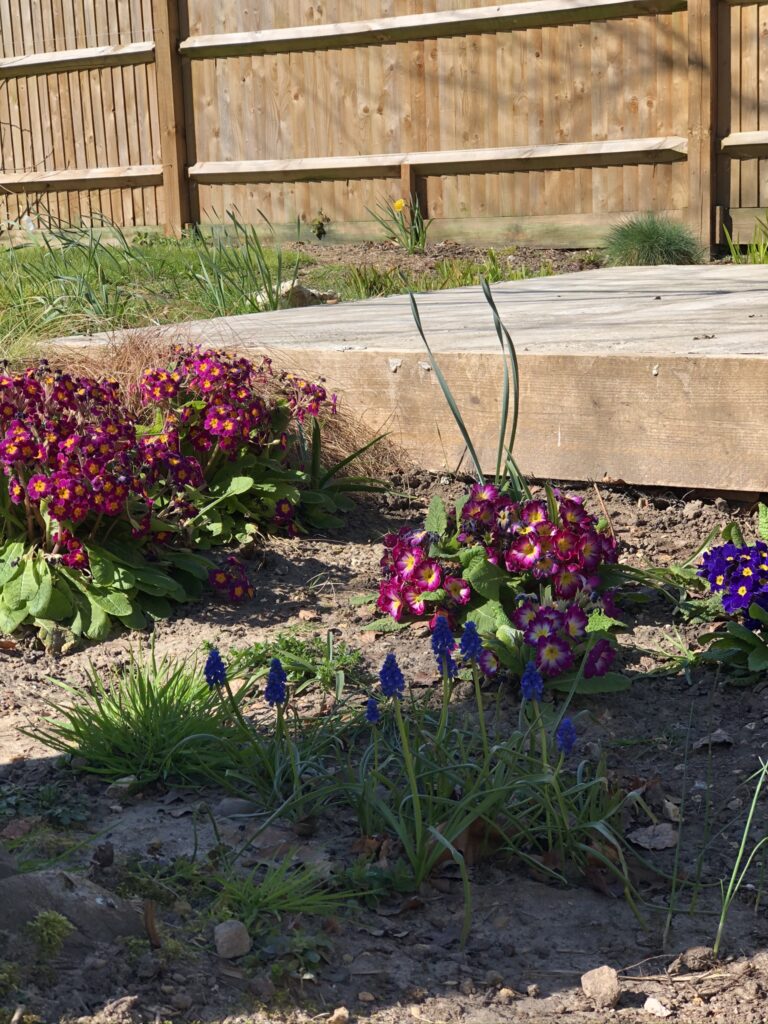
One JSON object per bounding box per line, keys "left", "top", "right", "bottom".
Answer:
{"left": 688, "top": 0, "right": 717, "bottom": 252}
{"left": 152, "top": 0, "right": 191, "bottom": 236}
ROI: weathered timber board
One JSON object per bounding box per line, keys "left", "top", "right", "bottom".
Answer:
{"left": 54, "top": 265, "right": 768, "bottom": 491}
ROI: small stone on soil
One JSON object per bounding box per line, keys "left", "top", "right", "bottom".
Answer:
{"left": 328, "top": 1009, "right": 350, "bottom": 1024}
{"left": 581, "top": 965, "right": 621, "bottom": 1009}
{"left": 214, "top": 919, "right": 252, "bottom": 959}
{"left": 643, "top": 996, "right": 673, "bottom": 1018}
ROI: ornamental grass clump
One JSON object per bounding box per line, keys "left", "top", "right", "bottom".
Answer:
{"left": 604, "top": 213, "right": 703, "bottom": 266}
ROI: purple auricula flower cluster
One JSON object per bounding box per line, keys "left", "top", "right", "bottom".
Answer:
{"left": 377, "top": 527, "right": 471, "bottom": 627}
{"left": 377, "top": 486, "right": 617, "bottom": 630}
{"left": 699, "top": 541, "right": 768, "bottom": 621}
{"left": 459, "top": 485, "right": 617, "bottom": 595}
{"left": 0, "top": 363, "right": 203, "bottom": 565}
{"left": 141, "top": 347, "right": 335, "bottom": 534}
{"left": 513, "top": 597, "right": 616, "bottom": 679}
{"left": 208, "top": 556, "right": 256, "bottom": 604}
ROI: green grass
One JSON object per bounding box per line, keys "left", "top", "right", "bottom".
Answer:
{"left": 0, "top": 221, "right": 591, "bottom": 364}
{"left": 604, "top": 213, "right": 703, "bottom": 266}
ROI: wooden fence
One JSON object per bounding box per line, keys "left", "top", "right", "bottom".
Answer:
{"left": 0, "top": 0, "right": 765, "bottom": 246}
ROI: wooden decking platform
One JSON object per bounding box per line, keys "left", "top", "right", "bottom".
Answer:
{"left": 59, "top": 265, "right": 768, "bottom": 491}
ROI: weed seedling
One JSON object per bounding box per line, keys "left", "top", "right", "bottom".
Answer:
{"left": 26, "top": 910, "right": 74, "bottom": 959}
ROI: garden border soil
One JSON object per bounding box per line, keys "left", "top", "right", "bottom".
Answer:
{"left": 3, "top": 479, "right": 768, "bottom": 1024}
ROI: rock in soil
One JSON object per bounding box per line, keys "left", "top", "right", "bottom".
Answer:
{"left": 668, "top": 946, "right": 716, "bottom": 974}
{"left": 328, "top": 1010, "right": 350, "bottom": 1024}
{"left": 581, "top": 965, "right": 622, "bottom": 1009}
{"left": 0, "top": 869, "right": 143, "bottom": 947}
{"left": 214, "top": 919, "right": 252, "bottom": 959}
{"left": 644, "top": 996, "right": 674, "bottom": 1018}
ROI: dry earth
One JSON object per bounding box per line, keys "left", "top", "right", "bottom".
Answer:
{"left": 2, "top": 479, "right": 768, "bottom": 1024}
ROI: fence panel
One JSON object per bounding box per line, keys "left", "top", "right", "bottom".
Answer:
{"left": 0, "top": 0, "right": 763, "bottom": 245}
{"left": 0, "top": 0, "right": 163, "bottom": 228}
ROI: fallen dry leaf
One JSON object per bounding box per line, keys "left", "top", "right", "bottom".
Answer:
{"left": 0, "top": 817, "right": 39, "bottom": 840}
{"left": 693, "top": 729, "right": 733, "bottom": 750}
{"left": 627, "top": 822, "right": 679, "bottom": 851}
{"left": 663, "top": 798, "right": 681, "bottom": 823}
{"left": 433, "top": 816, "right": 506, "bottom": 867}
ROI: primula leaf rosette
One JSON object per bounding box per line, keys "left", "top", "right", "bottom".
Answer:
{"left": 377, "top": 484, "right": 624, "bottom": 690}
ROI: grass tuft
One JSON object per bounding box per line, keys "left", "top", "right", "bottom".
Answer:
{"left": 605, "top": 213, "right": 703, "bottom": 266}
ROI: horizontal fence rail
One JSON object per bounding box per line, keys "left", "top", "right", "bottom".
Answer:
{"left": 178, "top": 0, "right": 688, "bottom": 57}
{"left": 190, "top": 138, "right": 690, "bottom": 185}
{"left": 0, "top": 42, "right": 155, "bottom": 78}
{"left": 0, "top": 0, "right": 764, "bottom": 245}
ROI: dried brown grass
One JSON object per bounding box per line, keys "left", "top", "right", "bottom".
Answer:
{"left": 47, "top": 330, "right": 410, "bottom": 480}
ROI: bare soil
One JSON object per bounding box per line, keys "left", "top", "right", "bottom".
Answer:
{"left": 287, "top": 240, "right": 604, "bottom": 277}
{"left": 2, "top": 480, "right": 768, "bottom": 1024}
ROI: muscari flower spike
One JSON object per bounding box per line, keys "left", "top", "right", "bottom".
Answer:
{"left": 431, "top": 615, "right": 458, "bottom": 677}
{"left": 264, "top": 657, "right": 288, "bottom": 706}
{"left": 459, "top": 620, "right": 484, "bottom": 663}
{"left": 556, "top": 717, "right": 577, "bottom": 756}
{"left": 365, "top": 697, "right": 381, "bottom": 724}
{"left": 520, "top": 661, "right": 544, "bottom": 702}
{"left": 204, "top": 647, "right": 227, "bottom": 689}
{"left": 379, "top": 653, "right": 405, "bottom": 699}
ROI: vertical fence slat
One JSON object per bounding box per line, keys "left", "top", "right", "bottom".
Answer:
{"left": 688, "top": 0, "right": 717, "bottom": 249}
{"left": 152, "top": 0, "right": 190, "bottom": 235}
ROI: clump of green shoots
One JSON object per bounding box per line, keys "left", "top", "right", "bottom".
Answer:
{"left": 368, "top": 195, "right": 431, "bottom": 254}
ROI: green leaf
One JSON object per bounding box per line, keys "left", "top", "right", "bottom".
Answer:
{"left": 303, "top": 510, "right": 345, "bottom": 530}
{"left": 349, "top": 591, "right": 379, "bottom": 607}
{"left": 425, "top": 496, "right": 448, "bottom": 536}
{"left": 466, "top": 599, "right": 512, "bottom": 634}
{"left": 138, "top": 594, "right": 174, "bottom": 619}
{"left": 110, "top": 565, "right": 138, "bottom": 592}
{"left": 2, "top": 567, "right": 27, "bottom": 611}
{"left": 462, "top": 552, "right": 507, "bottom": 601}
{"left": 360, "top": 617, "right": 410, "bottom": 633}
{"left": 586, "top": 609, "right": 626, "bottom": 634}
{"left": 0, "top": 541, "right": 25, "bottom": 586}
{"left": 0, "top": 601, "right": 28, "bottom": 635}
{"left": 84, "top": 586, "right": 134, "bottom": 618}
{"left": 27, "top": 557, "right": 53, "bottom": 618}
{"left": 547, "top": 671, "right": 631, "bottom": 694}
{"left": 725, "top": 620, "right": 762, "bottom": 645}
{"left": 40, "top": 582, "right": 75, "bottom": 623}
{"left": 168, "top": 570, "right": 203, "bottom": 601}
{"left": 84, "top": 595, "right": 111, "bottom": 642}
{"left": 544, "top": 483, "right": 560, "bottom": 526}
{"left": 747, "top": 646, "right": 768, "bottom": 672}
{"left": 85, "top": 546, "right": 115, "bottom": 587}
{"left": 131, "top": 565, "right": 185, "bottom": 601}
{"left": 116, "top": 604, "right": 148, "bottom": 630}
{"left": 20, "top": 557, "right": 39, "bottom": 606}
{"left": 748, "top": 602, "right": 768, "bottom": 626}
{"left": 69, "top": 591, "right": 91, "bottom": 637}
{"left": 759, "top": 503, "right": 768, "bottom": 542}
{"left": 722, "top": 521, "right": 745, "bottom": 547}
